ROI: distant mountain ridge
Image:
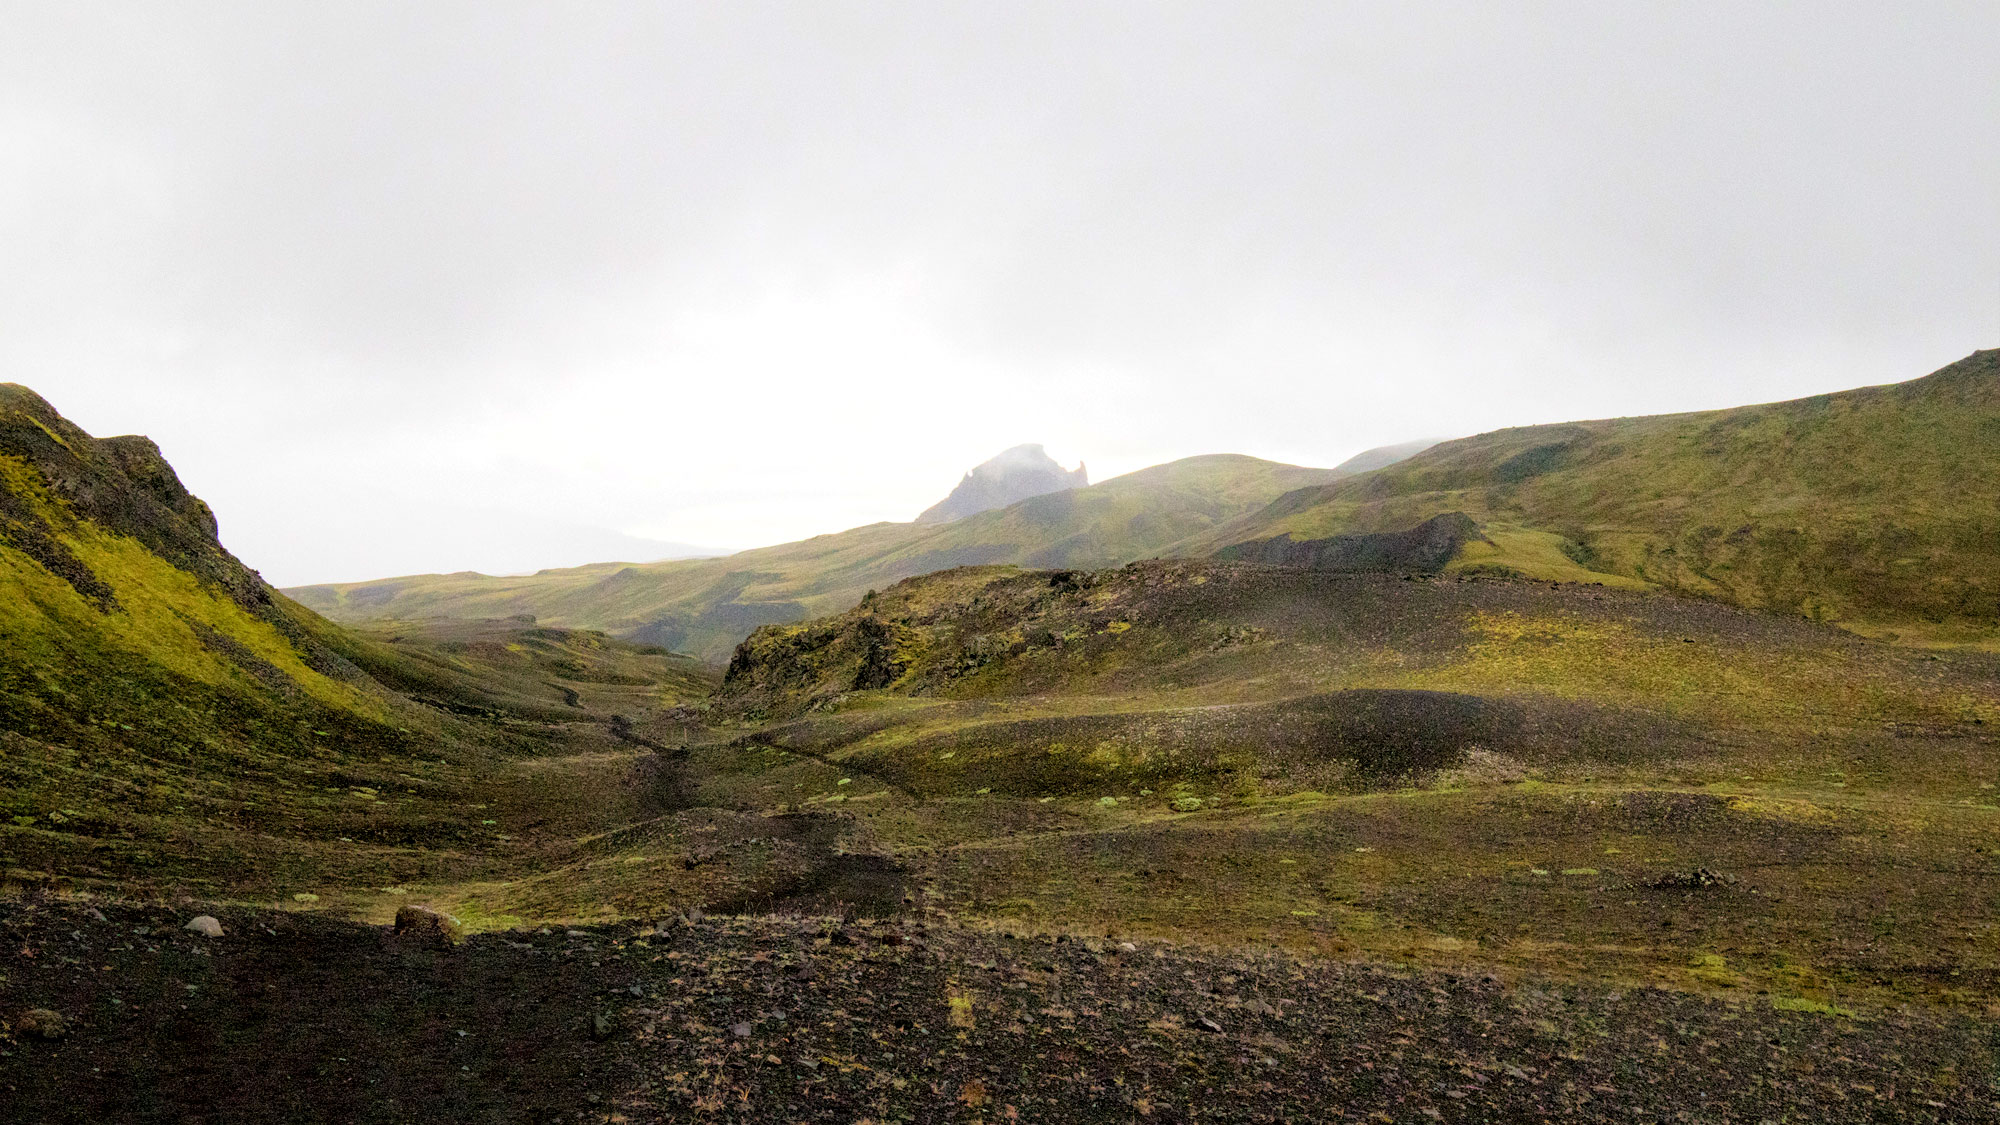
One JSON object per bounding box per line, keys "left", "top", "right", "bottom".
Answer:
{"left": 1330, "top": 438, "right": 1442, "bottom": 476}
{"left": 917, "top": 444, "right": 1087, "bottom": 524}
{"left": 288, "top": 451, "right": 1361, "bottom": 661}
{"left": 286, "top": 351, "right": 2000, "bottom": 655}
{"left": 1202, "top": 349, "right": 2000, "bottom": 641}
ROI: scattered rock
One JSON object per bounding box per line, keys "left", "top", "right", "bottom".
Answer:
{"left": 591, "top": 1012, "right": 614, "bottom": 1040}
{"left": 184, "top": 915, "right": 224, "bottom": 938}
{"left": 1644, "top": 868, "right": 1737, "bottom": 890}
{"left": 15, "top": 1008, "right": 68, "bottom": 1039}
{"left": 1197, "top": 1016, "right": 1225, "bottom": 1033}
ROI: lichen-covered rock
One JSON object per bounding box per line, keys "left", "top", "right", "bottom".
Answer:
{"left": 183, "top": 914, "right": 224, "bottom": 938}
{"left": 393, "top": 904, "right": 462, "bottom": 946}
{"left": 15, "top": 1008, "right": 67, "bottom": 1039}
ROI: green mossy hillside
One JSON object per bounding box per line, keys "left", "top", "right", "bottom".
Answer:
{"left": 1203, "top": 350, "right": 2000, "bottom": 640}
{"left": 702, "top": 560, "right": 2000, "bottom": 1007}
{"left": 0, "top": 385, "right": 713, "bottom": 901}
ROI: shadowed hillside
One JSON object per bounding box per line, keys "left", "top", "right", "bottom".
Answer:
{"left": 1204, "top": 350, "right": 2000, "bottom": 643}
{"left": 288, "top": 453, "right": 1348, "bottom": 662}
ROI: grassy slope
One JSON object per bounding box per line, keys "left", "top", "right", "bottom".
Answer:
{"left": 288, "top": 454, "right": 1345, "bottom": 662}
{"left": 694, "top": 562, "right": 2000, "bottom": 1009}
{"left": 0, "top": 385, "right": 722, "bottom": 909}
{"left": 1201, "top": 349, "right": 2000, "bottom": 641}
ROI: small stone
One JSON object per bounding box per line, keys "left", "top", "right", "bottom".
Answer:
{"left": 731, "top": 1021, "right": 752, "bottom": 1038}
{"left": 591, "top": 1012, "right": 613, "bottom": 1039}
{"left": 184, "top": 915, "right": 224, "bottom": 938}
{"left": 1118, "top": 941, "right": 1138, "bottom": 953}
{"left": 1197, "top": 1016, "right": 1224, "bottom": 1033}
{"left": 15, "top": 1008, "right": 67, "bottom": 1039}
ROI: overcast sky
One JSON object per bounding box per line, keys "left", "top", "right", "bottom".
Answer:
{"left": 6, "top": 3, "right": 1995, "bottom": 586}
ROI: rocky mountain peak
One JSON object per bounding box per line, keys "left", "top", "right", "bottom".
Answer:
{"left": 915, "top": 444, "right": 1088, "bottom": 525}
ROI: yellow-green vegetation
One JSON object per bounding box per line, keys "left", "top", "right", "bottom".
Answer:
{"left": 0, "top": 385, "right": 719, "bottom": 909}
{"left": 287, "top": 454, "right": 1346, "bottom": 662}
{"left": 692, "top": 561, "right": 2000, "bottom": 1009}
{"left": 8, "top": 380, "right": 2000, "bottom": 1037}
{"left": 1204, "top": 349, "right": 2000, "bottom": 641}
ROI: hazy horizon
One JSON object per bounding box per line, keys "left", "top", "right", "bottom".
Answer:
{"left": 7, "top": 3, "right": 1994, "bottom": 585}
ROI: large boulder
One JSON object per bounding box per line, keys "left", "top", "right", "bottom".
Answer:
{"left": 392, "top": 904, "right": 463, "bottom": 947}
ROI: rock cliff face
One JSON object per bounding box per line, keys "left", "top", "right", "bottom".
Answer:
{"left": 0, "top": 384, "right": 275, "bottom": 616}
{"left": 915, "top": 444, "right": 1087, "bottom": 524}
{"left": 1213, "top": 512, "right": 1484, "bottom": 574}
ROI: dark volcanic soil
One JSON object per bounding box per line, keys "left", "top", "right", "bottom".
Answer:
{"left": 3, "top": 900, "right": 1994, "bottom": 1123}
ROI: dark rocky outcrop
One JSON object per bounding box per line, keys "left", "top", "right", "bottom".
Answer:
{"left": 0, "top": 384, "right": 270, "bottom": 613}
{"left": 916, "top": 444, "right": 1087, "bottom": 525}
{"left": 1213, "top": 511, "right": 1484, "bottom": 573}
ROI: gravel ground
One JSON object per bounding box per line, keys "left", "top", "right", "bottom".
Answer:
{"left": 3, "top": 900, "right": 1995, "bottom": 1123}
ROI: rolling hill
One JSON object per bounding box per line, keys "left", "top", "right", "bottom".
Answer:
{"left": 287, "top": 451, "right": 1357, "bottom": 662}
{"left": 701, "top": 557, "right": 2000, "bottom": 1011}
{"left": 1203, "top": 349, "right": 2000, "bottom": 643}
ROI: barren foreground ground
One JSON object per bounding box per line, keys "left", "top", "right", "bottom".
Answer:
{"left": 3, "top": 899, "right": 1993, "bottom": 1123}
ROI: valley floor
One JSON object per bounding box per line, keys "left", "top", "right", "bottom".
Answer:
{"left": 2, "top": 898, "right": 1994, "bottom": 1123}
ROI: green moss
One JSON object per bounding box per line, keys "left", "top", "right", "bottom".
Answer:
{"left": 1770, "top": 995, "right": 1856, "bottom": 1018}
{"left": 1207, "top": 350, "right": 2000, "bottom": 640}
